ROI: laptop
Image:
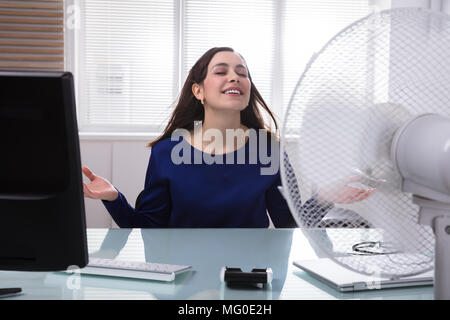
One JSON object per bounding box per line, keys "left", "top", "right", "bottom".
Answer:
{"left": 293, "top": 258, "right": 434, "bottom": 292}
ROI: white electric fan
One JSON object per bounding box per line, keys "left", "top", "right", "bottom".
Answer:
{"left": 280, "top": 7, "right": 450, "bottom": 300}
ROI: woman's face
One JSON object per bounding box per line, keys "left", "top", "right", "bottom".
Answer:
{"left": 195, "top": 51, "right": 251, "bottom": 112}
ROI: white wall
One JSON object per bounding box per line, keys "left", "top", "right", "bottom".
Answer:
{"left": 391, "top": 0, "right": 450, "bottom": 12}
{"left": 79, "top": 134, "right": 156, "bottom": 228}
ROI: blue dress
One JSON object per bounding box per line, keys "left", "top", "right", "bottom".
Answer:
{"left": 102, "top": 133, "right": 324, "bottom": 228}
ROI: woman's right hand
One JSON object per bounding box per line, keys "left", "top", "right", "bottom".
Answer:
{"left": 82, "top": 166, "right": 119, "bottom": 201}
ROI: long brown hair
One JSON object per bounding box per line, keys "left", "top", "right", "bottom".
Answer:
{"left": 148, "top": 47, "right": 279, "bottom": 147}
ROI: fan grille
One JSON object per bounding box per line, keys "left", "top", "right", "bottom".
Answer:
{"left": 281, "top": 8, "right": 450, "bottom": 278}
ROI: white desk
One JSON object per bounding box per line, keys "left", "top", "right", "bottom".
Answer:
{"left": 0, "top": 228, "right": 434, "bottom": 300}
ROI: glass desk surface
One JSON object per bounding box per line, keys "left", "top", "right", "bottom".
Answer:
{"left": 0, "top": 228, "right": 434, "bottom": 300}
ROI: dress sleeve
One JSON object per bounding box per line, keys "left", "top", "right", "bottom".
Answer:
{"left": 275, "top": 154, "right": 334, "bottom": 228}
{"left": 102, "top": 146, "right": 171, "bottom": 228}
{"left": 266, "top": 145, "right": 335, "bottom": 228}
{"left": 265, "top": 174, "right": 298, "bottom": 228}
{"left": 266, "top": 173, "right": 334, "bottom": 228}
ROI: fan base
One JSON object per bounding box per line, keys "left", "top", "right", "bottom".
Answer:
{"left": 413, "top": 196, "right": 450, "bottom": 300}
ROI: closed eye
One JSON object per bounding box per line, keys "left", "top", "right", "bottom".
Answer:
{"left": 215, "top": 71, "right": 247, "bottom": 77}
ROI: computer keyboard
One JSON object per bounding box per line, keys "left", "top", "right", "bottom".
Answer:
{"left": 80, "top": 257, "right": 192, "bottom": 282}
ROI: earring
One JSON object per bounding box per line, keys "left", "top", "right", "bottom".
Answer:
{"left": 201, "top": 98, "right": 204, "bottom": 105}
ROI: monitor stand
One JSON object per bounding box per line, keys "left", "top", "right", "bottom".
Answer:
{"left": 0, "top": 287, "right": 22, "bottom": 297}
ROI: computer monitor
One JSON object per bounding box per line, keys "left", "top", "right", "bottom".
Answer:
{"left": 0, "top": 72, "right": 88, "bottom": 275}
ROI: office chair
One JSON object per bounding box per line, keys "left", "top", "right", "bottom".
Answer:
{"left": 135, "top": 190, "right": 144, "bottom": 211}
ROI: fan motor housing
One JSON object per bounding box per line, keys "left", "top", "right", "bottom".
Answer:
{"left": 391, "top": 113, "right": 450, "bottom": 203}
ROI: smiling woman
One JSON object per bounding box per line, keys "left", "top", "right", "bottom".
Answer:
{"left": 149, "top": 47, "right": 278, "bottom": 150}
{"left": 196, "top": 57, "right": 251, "bottom": 112}
{"left": 81, "top": 47, "right": 340, "bottom": 228}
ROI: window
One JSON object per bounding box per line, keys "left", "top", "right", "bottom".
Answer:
{"left": 72, "top": 0, "right": 375, "bottom": 133}
{"left": 183, "top": 0, "right": 276, "bottom": 109}
{"left": 76, "top": 0, "right": 177, "bottom": 132}
{"left": 281, "top": 0, "right": 373, "bottom": 112}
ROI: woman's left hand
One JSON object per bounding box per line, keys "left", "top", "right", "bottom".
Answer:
{"left": 317, "top": 176, "right": 376, "bottom": 205}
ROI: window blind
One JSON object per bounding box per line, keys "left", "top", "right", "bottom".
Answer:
{"left": 0, "top": 0, "right": 64, "bottom": 71}
{"left": 77, "top": 0, "right": 177, "bottom": 131}
{"left": 281, "top": 0, "right": 372, "bottom": 112}
{"left": 75, "top": 0, "right": 376, "bottom": 133}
